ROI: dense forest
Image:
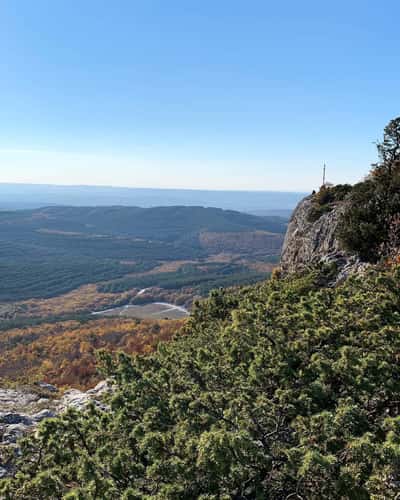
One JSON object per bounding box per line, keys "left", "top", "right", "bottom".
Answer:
{"left": 0, "top": 205, "right": 287, "bottom": 239}
{"left": 0, "top": 318, "right": 182, "bottom": 389}
{"left": 98, "top": 262, "right": 269, "bottom": 296}
{"left": 0, "top": 206, "right": 284, "bottom": 302}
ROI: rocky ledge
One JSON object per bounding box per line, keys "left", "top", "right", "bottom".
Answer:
{"left": 281, "top": 195, "right": 369, "bottom": 282}
{"left": 0, "top": 381, "right": 111, "bottom": 478}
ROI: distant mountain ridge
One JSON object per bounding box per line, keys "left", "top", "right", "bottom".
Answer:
{"left": 3, "top": 205, "right": 287, "bottom": 240}
{"left": 0, "top": 183, "right": 306, "bottom": 212}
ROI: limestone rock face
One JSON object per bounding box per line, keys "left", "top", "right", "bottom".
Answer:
{"left": 57, "top": 380, "right": 112, "bottom": 412}
{"left": 0, "top": 381, "right": 112, "bottom": 477}
{"left": 281, "top": 195, "right": 368, "bottom": 280}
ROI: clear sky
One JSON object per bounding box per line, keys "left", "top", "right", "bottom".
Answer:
{"left": 0, "top": 1, "right": 399, "bottom": 191}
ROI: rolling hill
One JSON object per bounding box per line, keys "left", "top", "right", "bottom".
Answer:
{"left": 0, "top": 205, "right": 286, "bottom": 302}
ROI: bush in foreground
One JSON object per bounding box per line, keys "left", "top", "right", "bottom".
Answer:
{"left": 2, "top": 266, "right": 400, "bottom": 499}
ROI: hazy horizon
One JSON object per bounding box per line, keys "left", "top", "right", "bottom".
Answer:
{"left": 0, "top": 180, "right": 307, "bottom": 195}
{"left": 0, "top": 182, "right": 306, "bottom": 213}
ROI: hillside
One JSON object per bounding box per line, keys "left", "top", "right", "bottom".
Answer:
{"left": 0, "top": 205, "right": 282, "bottom": 390}
{"left": 0, "top": 205, "right": 285, "bottom": 303}
{"left": 0, "top": 205, "right": 287, "bottom": 240}
{"left": 0, "top": 318, "right": 182, "bottom": 390}
{"left": 2, "top": 265, "right": 400, "bottom": 498}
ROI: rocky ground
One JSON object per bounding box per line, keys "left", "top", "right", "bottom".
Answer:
{"left": 0, "top": 381, "right": 111, "bottom": 478}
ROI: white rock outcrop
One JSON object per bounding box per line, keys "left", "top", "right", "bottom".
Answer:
{"left": 0, "top": 380, "right": 112, "bottom": 477}
{"left": 281, "top": 195, "right": 369, "bottom": 281}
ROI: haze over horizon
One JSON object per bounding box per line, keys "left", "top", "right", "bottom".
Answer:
{"left": 0, "top": 182, "right": 306, "bottom": 213}
{"left": 1, "top": 1, "right": 399, "bottom": 191}
{"left": 0, "top": 180, "right": 307, "bottom": 194}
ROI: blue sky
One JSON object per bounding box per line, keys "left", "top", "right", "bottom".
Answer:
{"left": 0, "top": 1, "right": 399, "bottom": 191}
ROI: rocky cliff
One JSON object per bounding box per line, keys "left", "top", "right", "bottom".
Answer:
{"left": 281, "top": 195, "right": 368, "bottom": 280}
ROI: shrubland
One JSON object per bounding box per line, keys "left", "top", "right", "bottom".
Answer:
{"left": 308, "top": 184, "right": 352, "bottom": 222}
{"left": 2, "top": 264, "right": 400, "bottom": 498}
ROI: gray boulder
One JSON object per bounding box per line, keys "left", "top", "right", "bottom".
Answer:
{"left": 2, "top": 423, "right": 30, "bottom": 444}
{"left": 0, "top": 413, "right": 33, "bottom": 426}
{"left": 58, "top": 380, "right": 112, "bottom": 412}
{"left": 31, "top": 409, "right": 56, "bottom": 422}
{"left": 36, "top": 382, "right": 58, "bottom": 393}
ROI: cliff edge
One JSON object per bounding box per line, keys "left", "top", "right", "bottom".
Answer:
{"left": 280, "top": 194, "right": 368, "bottom": 280}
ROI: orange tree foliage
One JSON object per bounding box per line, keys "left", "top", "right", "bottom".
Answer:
{"left": 0, "top": 318, "right": 183, "bottom": 389}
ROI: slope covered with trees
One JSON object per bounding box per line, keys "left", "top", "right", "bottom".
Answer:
{"left": 0, "top": 206, "right": 284, "bottom": 302}
{"left": 0, "top": 205, "right": 286, "bottom": 239}
{"left": 2, "top": 264, "right": 400, "bottom": 499}
{"left": 0, "top": 318, "right": 182, "bottom": 390}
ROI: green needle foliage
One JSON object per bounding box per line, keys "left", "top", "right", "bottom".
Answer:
{"left": 338, "top": 117, "right": 400, "bottom": 262}
{"left": 2, "top": 265, "right": 400, "bottom": 499}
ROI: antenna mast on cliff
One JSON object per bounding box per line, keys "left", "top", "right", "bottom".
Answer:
{"left": 322, "top": 163, "right": 326, "bottom": 186}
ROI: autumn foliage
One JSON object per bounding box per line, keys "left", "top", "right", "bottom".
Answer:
{"left": 0, "top": 318, "right": 183, "bottom": 389}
